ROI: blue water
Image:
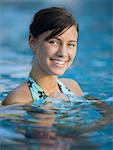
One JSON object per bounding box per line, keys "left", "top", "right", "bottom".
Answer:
{"left": 0, "top": 0, "right": 113, "bottom": 149}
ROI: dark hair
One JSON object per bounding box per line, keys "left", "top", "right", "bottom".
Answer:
{"left": 29, "top": 7, "right": 79, "bottom": 39}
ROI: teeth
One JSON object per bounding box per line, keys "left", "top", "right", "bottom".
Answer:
{"left": 53, "top": 60, "right": 65, "bottom": 65}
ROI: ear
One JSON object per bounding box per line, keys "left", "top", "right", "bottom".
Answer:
{"left": 29, "top": 34, "right": 37, "bottom": 53}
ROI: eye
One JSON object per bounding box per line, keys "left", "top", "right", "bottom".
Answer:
{"left": 48, "top": 38, "right": 60, "bottom": 45}
{"left": 68, "top": 43, "right": 76, "bottom": 48}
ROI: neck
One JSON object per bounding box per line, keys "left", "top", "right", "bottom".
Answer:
{"left": 30, "top": 64, "right": 60, "bottom": 96}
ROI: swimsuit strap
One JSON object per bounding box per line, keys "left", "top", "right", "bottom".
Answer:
{"left": 27, "top": 77, "right": 47, "bottom": 106}
{"left": 27, "top": 76, "right": 75, "bottom": 106}
{"left": 57, "top": 79, "right": 75, "bottom": 95}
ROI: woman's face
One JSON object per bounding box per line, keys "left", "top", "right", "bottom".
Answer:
{"left": 30, "top": 25, "right": 78, "bottom": 76}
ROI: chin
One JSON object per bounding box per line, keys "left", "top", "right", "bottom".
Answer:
{"left": 45, "top": 64, "right": 68, "bottom": 76}
{"left": 51, "top": 70, "right": 66, "bottom": 76}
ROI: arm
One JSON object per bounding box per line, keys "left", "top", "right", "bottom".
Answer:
{"left": 2, "top": 91, "right": 20, "bottom": 106}
{"left": 84, "top": 95, "right": 113, "bottom": 120}
{"left": 84, "top": 95, "right": 112, "bottom": 109}
{"left": 2, "top": 83, "right": 32, "bottom": 106}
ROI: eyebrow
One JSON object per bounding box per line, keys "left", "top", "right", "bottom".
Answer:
{"left": 50, "top": 37, "right": 77, "bottom": 42}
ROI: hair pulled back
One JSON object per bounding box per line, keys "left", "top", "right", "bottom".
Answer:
{"left": 29, "top": 7, "right": 78, "bottom": 39}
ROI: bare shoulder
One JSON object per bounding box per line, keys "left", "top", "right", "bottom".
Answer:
{"left": 61, "top": 78, "right": 84, "bottom": 96}
{"left": 2, "top": 82, "right": 32, "bottom": 106}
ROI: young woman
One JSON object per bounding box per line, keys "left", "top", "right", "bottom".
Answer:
{"left": 1, "top": 7, "right": 112, "bottom": 134}
{"left": 2, "top": 7, "right": 84, "bottom": 106}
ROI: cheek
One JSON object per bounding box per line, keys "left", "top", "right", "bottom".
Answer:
{"left": 36, "top": 45, "right": 48, "bottom": 58}
{"left": 42, "top": 45, "right": 57, "bottom": 57}
{"left": 70, "top": 49, "right": 77, "bottom": 60}
{"left": 36, "top": 47, "right": 54, "bottom": 63}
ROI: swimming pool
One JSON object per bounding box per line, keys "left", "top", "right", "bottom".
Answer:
{"left": 0, "top": 0, "right": 113, "bottom": 149}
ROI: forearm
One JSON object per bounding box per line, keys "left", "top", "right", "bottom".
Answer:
{"left": 84, "top": 95, "right": 113, "bottom": 119}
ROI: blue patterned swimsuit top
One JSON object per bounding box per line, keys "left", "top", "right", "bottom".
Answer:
{"left": 27, "top": 76, "right": 75, "bottom": 106}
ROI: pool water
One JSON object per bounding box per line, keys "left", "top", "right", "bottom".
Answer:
{"left": 0, "top": 97, "right": 113, "bottom": 149}
{"left": 0, "top": 0, "right": 113, "bottom": 149}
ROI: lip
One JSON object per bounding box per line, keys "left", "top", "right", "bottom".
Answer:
{"left": 50, "top": 58, "right": 68, "bottom": 67}
{"left": 50, "top": 58, "right": 68, "bottom": 62}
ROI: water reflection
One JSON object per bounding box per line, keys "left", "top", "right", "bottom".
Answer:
{"left": 0, "top": 96, "right": 113, "bottom": 149}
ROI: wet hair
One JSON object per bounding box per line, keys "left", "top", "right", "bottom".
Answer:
{"left": 29, "top": 7, "right": 79, "bottom": 39}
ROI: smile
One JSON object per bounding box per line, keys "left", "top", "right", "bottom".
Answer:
{"left": 50, "top": 59, "right": 67, "bottom": 67}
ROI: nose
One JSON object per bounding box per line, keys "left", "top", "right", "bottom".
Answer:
{"left": 56, "top": 44, "right": 68, "bottom": 58}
